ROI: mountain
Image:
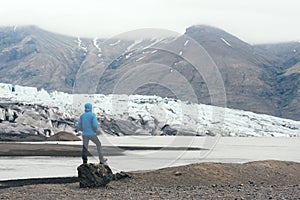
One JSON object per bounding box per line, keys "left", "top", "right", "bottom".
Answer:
{"left": 255, "top": 42, "right": 300, "bottom": 69}
{"left": 184, "top": 26, "right": 282, "bottom": 115}
{"left": 96, "top": 25, "right": 284, "bottom": 117}
{"left": 1, "top": 25, "right": 300, "bottom": 120}
{"left": 255, "top": 42, "right": 300, "bottom": 120}
{"left": 0, "top": 26, "right": 89, "bottom": 91}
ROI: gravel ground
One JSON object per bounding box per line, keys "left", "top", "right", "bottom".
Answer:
{"left": 1, "top": 160, "right": 300, "bottom": 200}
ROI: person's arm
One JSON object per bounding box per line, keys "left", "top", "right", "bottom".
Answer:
{"left": 92, "top": 114, "right": 98, "bottom": 132}
{"left": 77, "top": 116, "right": 83, "bottom": 131}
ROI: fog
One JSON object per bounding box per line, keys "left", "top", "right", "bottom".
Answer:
{"left": 0, "top": 0, "right": 299, "bottom": 43}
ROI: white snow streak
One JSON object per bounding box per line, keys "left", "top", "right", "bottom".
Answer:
{"left": 127, "top": 40, "right": 142, "bottom": 51}
{"left": 109, "top": 40, "right": 121, "bottom": 46}
{"left": 93, "top": 38, "right": 102, "bottom": 58}
{"left": 93, "top": 38, "right": 102, "bottom": 52}
{"left": 126, "top": 52, "right": 134, "bottom": 59}
{"left": 221, "top": 38, "right": 232, "bottom": 47}
{"left": 184, "top": 40, "right": 189, "bottom": 46}
{"left": 76, "top": 37, "right": 82, "bottom": 47}
{"left": 142, "top": 38, "right": 164, "bottom": 50}
{"left": 81, "top": 47, "right": 88, "bottom": 52}
{"left": 76, "top": 37, "right": 88, "bottom": 52}
{"left": 136, "top": 56, "right": 146, "bottom": 62}
{"left": 179, "top": 51, "right": 183, "bottom": 56}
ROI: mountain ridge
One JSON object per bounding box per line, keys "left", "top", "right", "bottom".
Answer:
{"left": 1, "top": 25, "right": 300, "bottom": 120}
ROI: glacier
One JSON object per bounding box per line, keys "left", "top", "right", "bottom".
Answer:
{"left": 1, "top": 83, "right": 300, "bottom": 137}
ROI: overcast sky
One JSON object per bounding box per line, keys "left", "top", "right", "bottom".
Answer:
{"left": 0, "top": 0, "right": 299, "bottom": 44}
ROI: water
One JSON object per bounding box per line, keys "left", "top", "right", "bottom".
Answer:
{"left": 0, "top": 136, "right": 299, "bottom": 180}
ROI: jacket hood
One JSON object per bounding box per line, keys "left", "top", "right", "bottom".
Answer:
{"left": 84, "top": 103, "right": 92, "bottom": 112}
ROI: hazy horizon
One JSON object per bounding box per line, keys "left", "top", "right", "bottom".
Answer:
{"left": 0, "top": 0, "right": 300, "bottom": 44}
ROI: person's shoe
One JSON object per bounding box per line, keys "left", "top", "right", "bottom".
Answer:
{"left": 83, "top": 160, "right": 87, "bottom": 164}
{"left": 100, "top": 157, "right": 108, "bottom": 165}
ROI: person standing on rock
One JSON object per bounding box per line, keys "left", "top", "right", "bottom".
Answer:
{"left": 77, "top": 103, "right": 107, "bottom": 165}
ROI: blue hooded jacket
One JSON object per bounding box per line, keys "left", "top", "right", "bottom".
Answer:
{"left": 77, "top": 103, "right": 98, "bottom": 136}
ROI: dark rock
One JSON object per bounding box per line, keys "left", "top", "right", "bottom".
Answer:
{"left": 161, "top": 124, "right": 177, "bottom": 136}
{"left": 174, "top": 171, "right": 182, "bottom": 176}
{"left": 113, "top": 171, "right": 131, "bottom": 180}
{"left": 47, "top": 131, "right": 81, "bottom": 141}
{"left": 77, "top": 163, "right": 113, "bottom": 188}
{"left": 248, "top": 180, "right": 254, "bottom": 185}
{"left": 100, "top": 117, "right": 126, "bottom": 136}
{"left": 100, "top": 115, "right": 157, "bottom": 136}
{"left": 77, "top": 163, "right": 131, "bottom": 188}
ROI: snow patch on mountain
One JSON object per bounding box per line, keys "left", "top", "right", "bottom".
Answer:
{"left": 125, "top": 52, "right": 134, "bottom": 59}
{"left": 76, "top": 36, "right": 88, "bottom": 52}
{"left": 93, "top": 38, "right": 102, "bottom": 58}
{"left": 221, "top": 38, "right": 232, "bottom": 47}
{"left": 109, "top": 40, "right": 121, "bottom": 46}
{"left": 127, "top": 40, "right": 142, "bottom": 51}
{"left": 136, "top": 56, "right": 146, "bottom": 62}
{"left": 76, "top": 36, "right": 82, "bottom": 47}
{"left": 184, "top": 40, "right": 189, "bottom": 46}
{"left": 93, "top": 37, "right": 102, "bottom": 52}
{"left": 142, "top": 38, "right": 164, "bottom": 50}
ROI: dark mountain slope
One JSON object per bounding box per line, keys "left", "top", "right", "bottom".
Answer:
{"left": 0, "top": 26, "right": 86, "bottom": 92}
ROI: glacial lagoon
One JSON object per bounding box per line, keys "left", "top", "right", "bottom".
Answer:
{"left": 0, "top": 136, "right": 299, "bottom": 180}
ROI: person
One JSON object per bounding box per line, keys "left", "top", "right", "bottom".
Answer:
{"left": 77, "top": 103, "right": 107, "bottom": 165}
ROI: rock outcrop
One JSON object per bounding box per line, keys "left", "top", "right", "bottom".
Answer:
{"left": 77, "top": 163, "right": 113, "bottom": 188}
{"left": 99, "top": 114, "right": 160, "bottom": 136}
{"left": 77, "top": 163, "right": 131, "bottom": 188}
{"left": 47, "top": 131, "right": 81, "bottom": 141}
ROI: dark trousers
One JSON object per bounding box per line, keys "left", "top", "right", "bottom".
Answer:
{"left": 82, "top": 135, "right": 105, "bottom": 163}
